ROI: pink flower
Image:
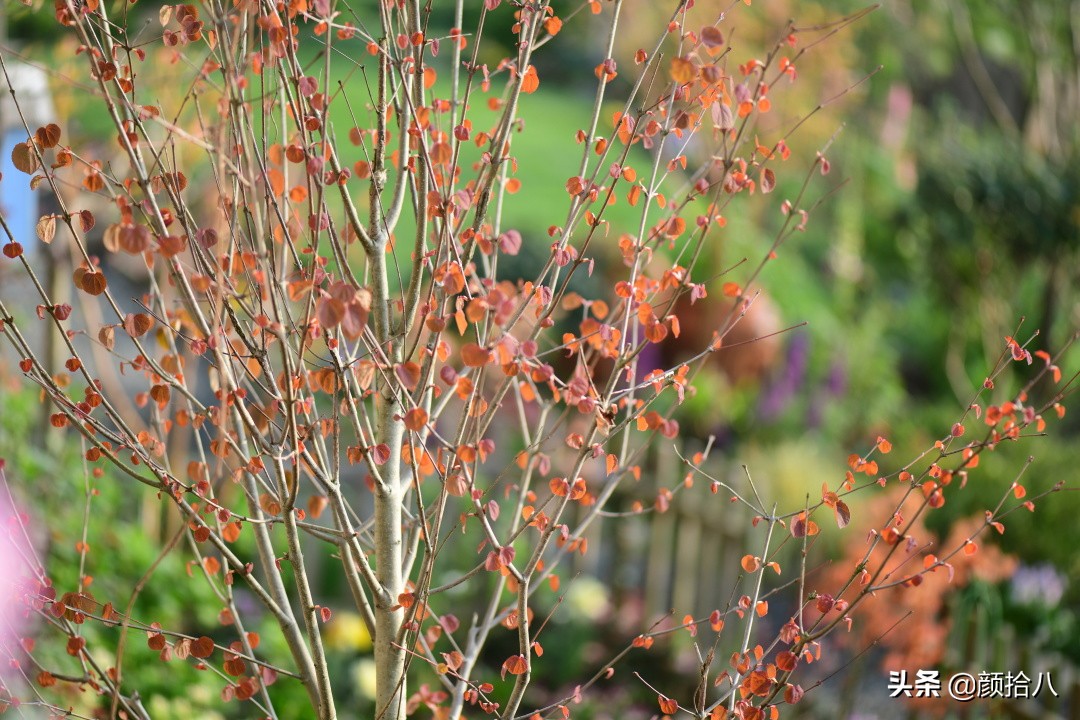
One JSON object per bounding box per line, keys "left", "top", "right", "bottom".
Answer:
{"left": 0, "top": 464, "right": 37, "bottom": 677}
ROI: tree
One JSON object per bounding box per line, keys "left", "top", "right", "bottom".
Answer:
{"left": 0, "top": 2, "right": 1071, "bottom": 719}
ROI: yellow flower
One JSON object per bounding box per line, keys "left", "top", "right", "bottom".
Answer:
{"left": 351, "top": 658, "right": 378, "bottom": 700}
{"left": 324, "top": 611, "right": 373, "bottom": 652}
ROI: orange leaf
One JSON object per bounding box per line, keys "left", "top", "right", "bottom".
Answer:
{"left": 267, "top": 167, "right": 285, "bottom": 197}
{"left": 658, "top": 695, "right": 678, "bottom": 715}
{"left": 663, "top": 216, "right": 686, "bottom": 238}
{"left": 520, "top": 65, "right": 539, "bottom": 93}
{"left": 549, "top": 477, "right": 570, "bottom": 497}
{"left": 79, "top": 270, "right": 108, "bottom": 296}
{"left": 670, "top": 57, "right": 696, "bottom": 84}
{"left": 645, "top": 322, "right": 668, "bottom": 343}
{"left": 461, "top": 343, "right": 491, "bottom": 367}
{"left": 222, "top": 522, "right": 242, "bottom": 542}
{"left": 776, "top": 650, "right": 798, "bottom": 672}
{"left": 403, "top": 408, "right": 428, "bottom": 431}
{"left": 501, "top": 654, "right": 528, "bottom": 678}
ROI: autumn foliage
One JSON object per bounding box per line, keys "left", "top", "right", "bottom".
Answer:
{"left": 0, "top": 1, "right": 1073, "bottom": 719}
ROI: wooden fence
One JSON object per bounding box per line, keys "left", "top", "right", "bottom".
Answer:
{"left": 566, "top": 438, "right": 1080, "bottom": 720}
{"left": 570, "top": 439, "right": 759, "bottom": 621}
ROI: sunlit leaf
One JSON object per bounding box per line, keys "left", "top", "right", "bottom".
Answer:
{"left": 11, "top": 140, "right": 38, "bottom": 175}
{"left": 35, "top": 215, "right": 57, "bottom": 244}
{"left": 670, "top": 57, "right": 696, "bottom": 84}
{"left": 520, "top": 65, "right": 539, "bottom": 93}
{"left": 658, "top": 694, "right": 678, "bottom": 715}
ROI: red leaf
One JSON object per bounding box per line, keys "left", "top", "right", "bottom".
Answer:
{"left": 701, "top": 26, "right": 725, "bottom": 49}
{"left": 498, "top": 229, "right": 522, "bottom": 255}
{"left": 834, "top": 499, "right": 850, "bottom": 528}
{"left": 791, "top": 512, "right": 818, "bottom": 538}
{"left": 395, "top": 361, "right": 422, "bottom": 390}
{"left": 501, "top": 654, "right": 527, "bottom": 678}
{"left": 36, "top": 123, "right": 62, "bottom": 149}
{"left": 124, "top": 313, "right": 153, "bottom": 337}
{"left": 79, "top": 270, "right": 108, "bottom": 296}
{"left": 370, "top": 443, "right": 391, "bottom": 465}
{"left": 191, "top": 636, "right": 215, "bottom": 659}
{"left": 340, "top": 289, "right": 372, "bottom": 340}
{"left": 498, "top": 545, "right": 515, "bottom": 566}
{"left": 658, "top": 694, "right": 678, "bottom": 715}
{"left": 760, "top": 167, "right": 776, "bottom": 194}
{"left": 316, "top": 296, "right": 344, "bottom": 329}
{"left": 298, "top": 75, "right": 317, "bottom": 96}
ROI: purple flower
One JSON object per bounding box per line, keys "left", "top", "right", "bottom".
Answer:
{"left": 758, "top": 331, "right": 810, "bottom": 420}
{"left": 1009, "top": 564, "right": 1066, "bottom": 607}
